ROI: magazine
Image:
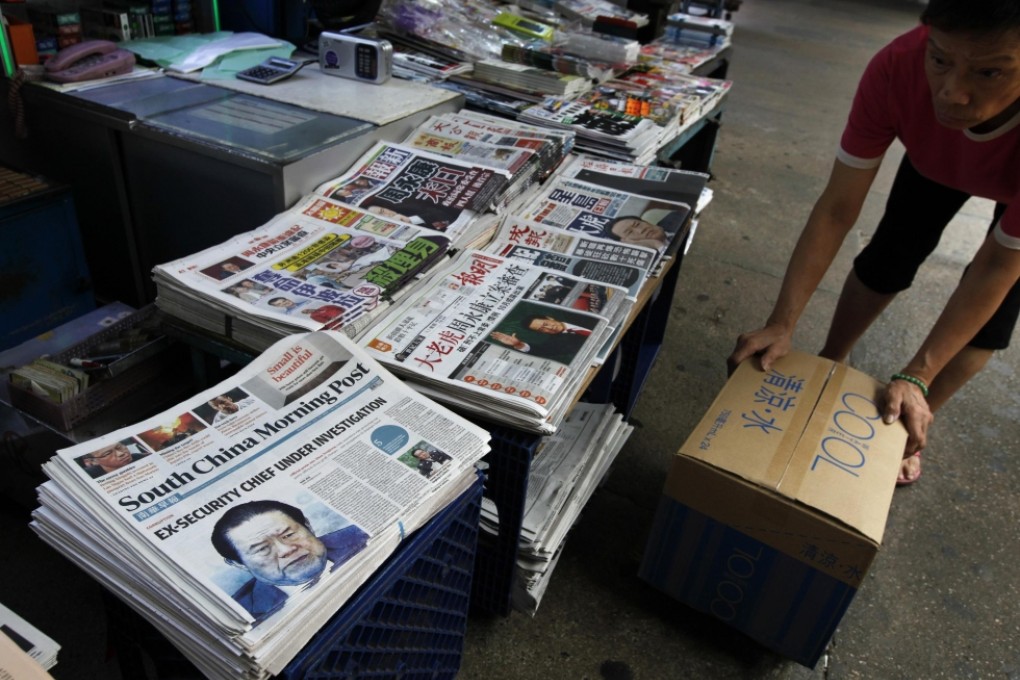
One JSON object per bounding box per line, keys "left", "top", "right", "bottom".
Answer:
{"left": 362, "top": 250, "right": 632, "bottom": 433}
{"left": 31, "top": 331, "right": 490, "bottom": 679}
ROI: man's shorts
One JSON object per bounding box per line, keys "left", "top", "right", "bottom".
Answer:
{"left": 853, "top": 155, "right": 1020, "bottom": 350}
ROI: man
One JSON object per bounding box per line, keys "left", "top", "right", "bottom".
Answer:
{"left": 489, "top": 314, "right": 594, "bottom": 364}
{"left": 80, "top": 441, "right": 148, "bottom": 478}
{"left": 603, "top": 207, "right": 690, "bottom": 250}
{"left": 207, "top": 393, "right": 253, "bottom": 425}
{"left": 211, "top": 500, "right": 368, "bottom": 621}
{"left": 411, "top": 447, "right": 452, "bottom": 479}
{"left": 730, "top": 0, "right": 1020, "bottom": 485}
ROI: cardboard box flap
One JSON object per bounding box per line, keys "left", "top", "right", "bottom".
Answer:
{"left": 778, "top": 362, "right": 906, "bottom": 544}
{"left": 678, "top": 351, "right": 834, "bottom": 489}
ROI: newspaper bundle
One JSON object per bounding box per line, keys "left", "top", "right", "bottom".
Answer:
{"left": 31, "top": 331, "right": 490, "bottom": 679}
{"left": 154, "top": 195, "right": 453, "bottom": 352}
{"left": 362, "top": 250, "right": 633, "bottom": 433}
{"left": 480, "top": 402, "right": 633, "bottom": 614}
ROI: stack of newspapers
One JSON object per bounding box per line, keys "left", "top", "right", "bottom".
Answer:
{"left": 490, "top": 402, "right": 633, "bottom": 614}
{"left": 152, "top": 138, "right": 525, "bottom": 351}
{"left": 398, "top": 110, "right": 576, "bottom": 212}
{"left": 471, "top": 59, "right": 595, "bottom": 98}
{"left": 358, "top": 156, "right": 707, "bottom": 434}
{"left": 31, "top": 331, "right": 490, "bottom": 680}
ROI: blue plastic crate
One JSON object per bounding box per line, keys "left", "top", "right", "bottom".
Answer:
{"left": 105, "top": 472, "right": 484, "bottom": 679}
{"left": 281, "top": 472, "right": 483, "bottom": 680}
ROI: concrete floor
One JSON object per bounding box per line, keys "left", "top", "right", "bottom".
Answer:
{"left": 459, "top": 1, "right": 1020, "bottom": 678}
{"left": 3, "top": 1, "right": 1019, "bottom": 679}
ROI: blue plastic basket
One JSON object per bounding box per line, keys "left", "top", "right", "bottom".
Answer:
{"left": 281, "top": 472, "right": 483, "bottom": 680}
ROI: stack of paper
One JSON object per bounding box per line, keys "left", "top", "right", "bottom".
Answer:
{"left": 31, "top": 331, "right": 490, "bottom": 680}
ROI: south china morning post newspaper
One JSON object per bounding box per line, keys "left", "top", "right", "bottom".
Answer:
{"left": 32, "top": 332, "right": 490, "bottom": 652}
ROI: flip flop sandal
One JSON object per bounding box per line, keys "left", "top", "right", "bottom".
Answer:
{"left": 896, "top": 450, "right": 922, "bottom": 486}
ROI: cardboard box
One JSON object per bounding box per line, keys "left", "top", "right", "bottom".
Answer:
{"left": 640, "top": 351, "right": 906, "bottom": 667}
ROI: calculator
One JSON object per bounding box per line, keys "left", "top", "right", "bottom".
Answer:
{"left": 236, "top": 57, "right": 313, "bottom": 85}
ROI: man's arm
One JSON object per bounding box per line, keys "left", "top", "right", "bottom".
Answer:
{"left": 728, "top": 159, "right": 880, "bottom": 372}
{"left": 885, "top": 236, "right": 1020, "bottom": 447}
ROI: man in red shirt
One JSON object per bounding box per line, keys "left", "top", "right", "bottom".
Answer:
{"left": 730, "top": 0, "right": 1020, "bottom": 485}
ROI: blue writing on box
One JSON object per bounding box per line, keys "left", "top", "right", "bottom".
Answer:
{"left": 812, "top": 391, "right": 880, "bottom": 478}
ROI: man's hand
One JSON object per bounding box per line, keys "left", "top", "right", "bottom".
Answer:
{"left": 490, "top": 331, "right": 521, "bottom": 349}
{"left": 882, "top": 379, "right": 932, "bottom": 455}
{"left": 727, "top": 324, "right": 793, "bottom": 375}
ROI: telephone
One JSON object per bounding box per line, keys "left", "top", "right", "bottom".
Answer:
{"left": 44, "top": 40, "right": 135, "bottom": 84}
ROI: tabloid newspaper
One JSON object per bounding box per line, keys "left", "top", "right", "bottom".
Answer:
{"left": 556, "top": 153, "right": 712, "bottom": 214}
{"left": 314, "top": 142, "right": 509, "bottom": 232}
{"left": 154, "top": 196, "right": 452, "bottom": 352}
{"left": 362, "top": 250, "right": 633, "bottom": 434}
{"left": 486, "top": 216, "right": 659, "bottom": 299}
{"left": 30, "top": 331, "right": 490, "bottom": 679}
{"left": 515, "top": 176, "right": 693, "bottom": 274}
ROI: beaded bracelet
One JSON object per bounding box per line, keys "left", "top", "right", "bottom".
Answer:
{"left": 891, "top": 372, "right": 929, "bottom": 397}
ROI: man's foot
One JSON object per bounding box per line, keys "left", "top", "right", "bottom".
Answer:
{"left": 897, "top": 451, "right": 922, "bottom": 486}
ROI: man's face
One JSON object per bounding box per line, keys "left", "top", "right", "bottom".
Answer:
{"left": 610, "top": 218, "right": 666, "bottom": 245}
{"left": 222, "top": 263, "right": 241, "bottom": 273}
{"left": 925, "top": 27, "right": 1020, "bottom": 131}
{"left": 225, "top": 511, "right": 327, "bottom": 586}
{"left": 270, "top": 298, "right": 295, "bottom": 309}
{"left": 413, "top": 449, "right": 430, "bottom": 460}
{"left": 88, "top": 443, "right": 133, "bottom": 469}
{"left": 527, "top": 317, "right": 565, "bottom": 334}
{"left": 210, "top": 396, "right": 238, "bottom": 414}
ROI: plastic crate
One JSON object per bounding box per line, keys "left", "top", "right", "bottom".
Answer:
{"left": 281, "top": 472, "right": 483, "bottom": 680}
{"left": 7, "top": 305, "right": 176, "bottom": 430}
{"left": 106, "top": 472, "right": 484, "bottom": 680}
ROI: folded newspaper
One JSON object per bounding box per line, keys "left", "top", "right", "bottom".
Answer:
{"left": 31, "top": 331, "right": 490, "bottom": 679}
{"left": 362, "top": 250, "right": 633, "bottom": 434}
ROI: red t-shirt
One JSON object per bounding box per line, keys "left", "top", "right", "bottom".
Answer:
{"left": 838, "top": 24, "right": 1020, "bottom": 248}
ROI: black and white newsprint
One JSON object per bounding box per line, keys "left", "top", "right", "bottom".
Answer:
{"left": 31, "top": 331, "right": 490, "bottom": 679}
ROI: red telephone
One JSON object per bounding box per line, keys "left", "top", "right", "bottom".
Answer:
{"left": 44, "top": 40, "right": 135, "bottom": 84}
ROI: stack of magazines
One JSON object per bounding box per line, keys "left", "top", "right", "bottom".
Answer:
{"left": 519, "top": 97, "right": 666, "bottom": 165}
{"left": 638, "top": 39, "right": 729, "bottom": 74}
{"left": 31, "top": 331, "right": 491, "bottom": 680}
{"left": 471, "top": 59, "right": 594, "bottom": 98}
